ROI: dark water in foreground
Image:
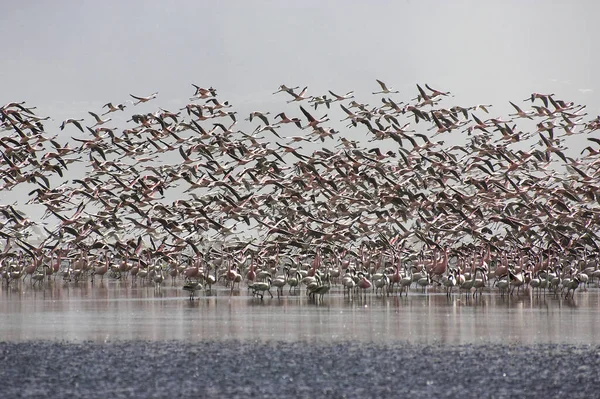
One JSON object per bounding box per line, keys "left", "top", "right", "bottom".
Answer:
{"left": 3, "top": 341, "right": 599, "bottom": 399}
{"left": 1, "top": 280, "right": 599, "bottom": 344}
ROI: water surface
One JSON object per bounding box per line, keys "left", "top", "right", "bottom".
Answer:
{"left": 2, "top": 280, "right": 599, "bottom": 344}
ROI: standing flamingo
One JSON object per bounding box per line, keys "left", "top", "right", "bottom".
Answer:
{"left": 358, "top": 272, "right": 372, "bottom": 297}
{"left": 91, "top": 253, "right": 109, "bottom": 283}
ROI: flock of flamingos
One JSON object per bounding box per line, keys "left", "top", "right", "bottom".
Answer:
{"left": 1, "top": 80, "right": 600, "bottom": 301}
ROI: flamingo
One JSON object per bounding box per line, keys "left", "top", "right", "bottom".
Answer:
{"left": 299, "top": 106, "right": 329, "bottom": 130}
{"left": 308, "top": 275, "right": 330, "bottom": 301}
{"left": 250, "top": 277, "right": 273, "bottom": 300}
{"left": 416, "top": 271, "right": 431, "bottom": 293}
{"left": 472, "top": 267, "right": 488, "bottom": 297}
{"left": 373, "top": 79, "right": 399, "bottom": 95}
{"left": 226, "top": 257, "right": 242, "bottom": 294}
{"left": 183, "top": 258, "right": 200, "bottom": 280}
{"left": 529, "top": 272, "right": 541, "bottom": 295}
{"left": 88, "top": 111, "right": 112, "bottom": 127}
{"left": 23, "top": 257, "right": 38, "bottom": 284}
{"left": 328, "top": 90, "right": 354, "bottom": 102}
{"left": 508, "top": 101, "right": 534, "bottom": 119}
{"left": 310, "top": 283, "right": 331, "bottom": 301}
{"left": 442, "top": 268, "right": 458, "bottom": 296}
{"left": 130, "top": 92, "right": 158, "bottom": 105}
{"left": 59, "top": 118, "right": 84, "bottom": 132}
{"left": 271, "top": 268, "right": 287, "bottom": 298}
{"left": 374, "top": 273, "right": 389, "bottom": 296}
{"left": 153, "top": 265, "right": 164, "bottom": 290}
{"left": 508, "top": 268, "right": 524, "bottom": 295}
{"left": 388, "top": 257, "right": 402, "bottom": 294}
{"left": 358, "top": 272, "right": 372, "bottom": 297}
{"left": 102, "top": 102, "right": 126, "bottom": 115}
{"left": 273, "top": 84, "right": 299, "bottom": 95}
{"left": 274, "top": 112, "right": 302, "bottom": 128}
{"left": 287, "top": 270, "right": 301, "bottom": 294}
{"left": 429, "top": 246, "right": 449, "bottom": 282}
{"left": 399, "top": 267, "right": 413, "bottom": 297}
{"left": 246, "top": 255, "right": 257, "bottom": 284}
{"left": 183, "top": 280, "right": 202, "bottom": 300}
{"left": 286, "top": 86, "right": 312, "bottom": 103}
{"left": 342, "top": 270, "right": 356, "bottom": 296}
{"left": 564, "top": 275, "right": 580, "bottom": 299}
{"left": 91, "top": 254, "right": 109, "bottom": 283}
{"left": 497, "top": 275, "right": 510, "bottom": 296}
{"left": 31, "top": 266, "right": 47, "bottom": 287}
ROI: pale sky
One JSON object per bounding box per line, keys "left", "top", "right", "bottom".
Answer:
{"left": 2, "top": 0, "right": 599, "bottom": 222}
{"left": 2, "top": 1, "right": 598, "bottom": 117}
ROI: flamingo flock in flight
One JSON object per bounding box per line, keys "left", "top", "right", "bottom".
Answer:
{"left": 1, "top": 80, "right": 600, "bottom": 301}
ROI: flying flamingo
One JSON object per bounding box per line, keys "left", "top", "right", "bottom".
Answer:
{"left": 373, "top": 79, "right": 400, "bottom": 95}
{"left": 130, "top": 92, "right": 158, "bottom": 105}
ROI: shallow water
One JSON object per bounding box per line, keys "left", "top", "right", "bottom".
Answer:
{"left": 1, "top": 280, "right": 599, "bottom": 344}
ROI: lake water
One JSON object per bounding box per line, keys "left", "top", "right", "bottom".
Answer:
{"left": 2, "top": 280, "right": 599, "bottom": 344}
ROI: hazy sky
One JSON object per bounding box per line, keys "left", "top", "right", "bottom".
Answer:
{"left": 2, "top": 0, "right": 599, "bottom": 222}
{"left": 2, "top": 1, "right": 598, "bottom": 119}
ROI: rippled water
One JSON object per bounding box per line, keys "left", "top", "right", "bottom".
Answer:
{"left": 2, "top": 280, "right": 599, "bottom": 344}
